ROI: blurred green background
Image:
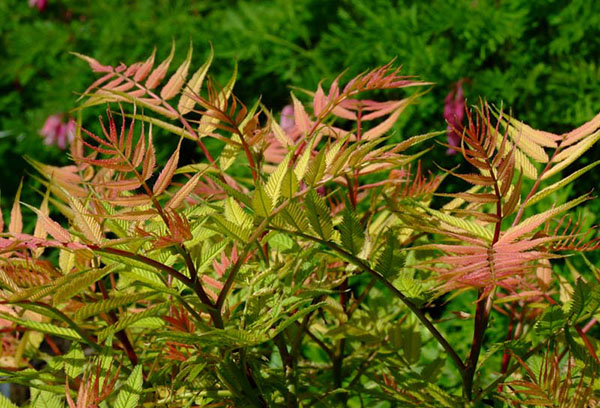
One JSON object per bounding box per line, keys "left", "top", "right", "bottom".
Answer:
{"left": 2, "top": 0, "right": 600, "bottom": 218}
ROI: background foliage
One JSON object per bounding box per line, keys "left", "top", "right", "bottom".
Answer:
{"left": 2, "top": 0, "right": 600, "bottom": 214}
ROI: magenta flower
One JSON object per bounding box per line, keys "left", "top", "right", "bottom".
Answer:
{"left": 28, "top": 0, "right": 47, "bottom": 11}
{"left": 280, "top": 104, "right": 295, "bottom": 132}
{"left": 444, "top": 80, "right": 466, "bottom": 155}
{"left": 40, "top": 114, "right": 76, "bottom": 150}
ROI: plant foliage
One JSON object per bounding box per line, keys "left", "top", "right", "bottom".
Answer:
{"left": 1, "top": 44, "right": 600, "bottom": 407}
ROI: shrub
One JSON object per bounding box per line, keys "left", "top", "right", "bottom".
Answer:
{"left": 1, "top": 45, "right": 600, "bottom": 407}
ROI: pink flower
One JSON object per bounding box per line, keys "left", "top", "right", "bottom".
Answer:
{"left": 40, "top": 114, "right": 76, "bottom": 150}
{"left": 444, "top": 80, "right": 466, "bottom": 155}
{"left": 28, "top": 0, "right": 47, "bottom": 11}
{"left": 280, "top": 104, "right": 295, "bottom": 132}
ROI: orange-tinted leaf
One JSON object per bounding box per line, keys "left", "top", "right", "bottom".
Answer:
{"left": 145, "top": 42, "right": 175, "bottom": 90}
{"left": 161, "top": 44, "right": 193, "bottom": 101}
{"left": 25, "top": 203, "right": 71, "bottom": 243}
{"left": 134, "top": 48, "right": 156, "bottom": 82}
{"left": 165, "top": 172, "right": 201, "bottom": 210}
{"left": 362, "top": 101, "right": 408, "bottom": 140}
{"left": 9, "top": 181, "right": 23, "bottom": 234}
{"left": 503, "top": 174, "right": 522, "bottom": 217}
{"left": 153, "top": 139, "right": 181, "bottom": 195}
{"left": 440, "top": 192, "right": 498, "bottom": 204}
{"left": 142, "top": 125, "right": 156, "bottom": 180}
{"left": 94, "top": 178, "right": 142, "bottom": 192}
{"left": 291, "top": 93, "right": 311, "bottom": 133}
{"left": 313, "top": 83, "right": 327, "bottom": 117}
{"left": 563, "top": 111, "right": 600, "bottom": 147}
{"left": 362, "top": 99, "right": 406, "bottom": 121}
{"left": 72, "top": 52, "right": 113, "bottom": 73}
{"left": 178, "top": 44, "right": 213, "bottom": 115}
{"left": 33, "top": 192, "right": 50, "bottom": 241}
{"left": 103, "top": 195, "right": 153, "bottom": 207}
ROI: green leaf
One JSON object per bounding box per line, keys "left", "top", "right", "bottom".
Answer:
{"left": 0, "top": 394, "right": 19, "bottom": 408}
{"left": 339, "top": 208, "right": 364, "bottom": 255}
{"left": 224, "top": 197, "right": 253, "bottom": 229}
{"left": 0, "top": 313, "right": 82, "bottom": 341}
{"left": 304, "top": 148, "right": 326, "bottom": 186}
{"left": 565, "top": 328, "right": 600, "bottom": 370}
{"left": 325, "top": 135, "right": 348, "bottom": 171}
{"left": 424, "top": 207, "right": 493, "bottom": 242}
{"left": 304, "top": 190, "right": 333, "bottom": 240}
{"left": 402, "top": 326, "right": 421, "bottom": 365}
{"left": 178, "top": 44, "right": 214, "bottom": 115}
{"left": 114, "top": 365, "right": 143, "bottom": 408}
{"left": 210, "top": 215, "right": 252, "bottom": 243}
{"left": 263, "top": 106, "right": 293, "bottom": 148}
{"left": 567, "top": 278, "right": 595, "bottom": 323}
{"left": 0, "top": 268, "right": 19, "bottom": 292}
{"left": 281, "top": 168, "right": 299, "bottom": 199}
{"left": 207, "top": 174, "right": 252, "bottom": 206}
{"left": 543, "top": 129, "right": 600, "bottom": 180}
{"left": 63, "top": 345, "right": 85, "bottom": 379}
{"left": 30, "top": 389, "right": 63, "bottom": 408}
{"left": 527, "top": 160, "right": 600, "bottom": 207}
{"left": 536, "top": 305, "right": 565, "bottom": 336}
{"left": 279, "top": 202, "right": 308, "bottom": 232}
{"left": 252, "top": 183, "right": 273, "bottom": 218}
{"left": 374, "top": 232, "right": 404, "bottom": 279}
{"left": 54, "top": 265, "right": 117, "bottom": 306}
{"left": 59, "top": 248, "right": 75, "bottom": 275}
{"left": 98, "top": 304, "right": 167, "bottom": 342}
{"left": 265, "top": 153, "right": 292, "bottom": 205}
{"left": 61, "top": 188, "right": 103, "bottom": 244}
{"left": 294, "top": 137, "right": 317, "bottom": 181}
{"left": 74, "top": 292, "right": 153, "bottom": 320}
{"left": 196, "top": 240, "right": 228, "bottom": 272}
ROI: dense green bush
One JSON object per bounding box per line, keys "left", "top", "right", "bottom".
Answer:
{"left": 3, "top": 0, "right": 600, "bottom": 215}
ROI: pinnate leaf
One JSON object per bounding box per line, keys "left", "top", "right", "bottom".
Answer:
{"left": 252, "top": 184, "right": 273, "bottom": 218}
{"left": 114, "top": 365, "right": 143, "bottom": 408}
{"left": 145, "top": 41, "right": 175, "bottom": 90}
{"left": 265, "top": 153, "right": 291, "bottom": 205}
{"left": 291, "top": 93, "right": 311, "bottom": 134}
{"left": 153, "top": 139, "right": 181, "bottom": 196}
{"left": 0, "top": 394, "right": 19, "bottom": 408}
{"left": 133, "top": 48, "right": 156, "bottom": 82}
{"left": 528, "top": 160, "right": 600, "bottom": 207}
{"left": 160, "top": 43, "right": 193, "bottom": 101}
{"left": 63, "top": 345, "right": 85, "bottom": 379}
{"left": 24, "top": 203, "right": 71, "bottom": 243}
{"left": 62, "top": 189, "right": 103, "bottom": 244}
{"left": 339, "top": 209, "right": 364, "bottom": 255}
{"left": 165, "top": 172, "right": 202, "bottom": 210}
{"left": 304, "top": 189, "right": 333, "bottom": 240}
{"left": 54, "top": 266, "right": 117, "bottom": 305}
{"left": 543, "top": 129, "right": 600, "bottom": 180}
{"left": 9, "top": 180, "right": 23, "bottom": 234}
{"left": 374, "top": 232, "right": 403, "bottom": 279}
{"left": 178, "top": 44, "right": 213, "bottom": 115}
